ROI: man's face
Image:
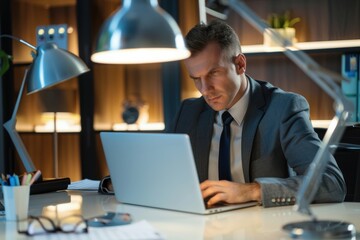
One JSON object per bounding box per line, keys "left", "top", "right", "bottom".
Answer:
{"left": 184, "top": 42, "right": 246, "bottom": 111}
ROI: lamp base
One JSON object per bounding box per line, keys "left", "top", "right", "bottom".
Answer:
{"left": 283, "top": 220, "right": 356, "bottom": 239}
{"left": 30, "top": 177, "right": 70, "bottom": 195}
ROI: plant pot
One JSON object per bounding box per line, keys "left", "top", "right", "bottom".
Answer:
{"left": 263, "top": 28, "right": 296, "bottom": 47}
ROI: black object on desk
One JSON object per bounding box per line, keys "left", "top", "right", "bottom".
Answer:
{"left": 315, "top": 125, "right": 360, "bottom": 202}
{"left": 30, "top": 177, "right": 70, "bottom": 195}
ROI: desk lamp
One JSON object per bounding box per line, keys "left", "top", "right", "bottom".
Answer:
{"left": 1, "top": 34, "right": 89, "bottom": 193}
{"left": 91, "top": 0, "right": 190, "bottom": 64}
{"left": 201, "top": 0, "right": 356, "bottom": 238}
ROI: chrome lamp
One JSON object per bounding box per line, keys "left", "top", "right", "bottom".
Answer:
{"left": 200, "top": 0, "right": 356, "bottom": 238}
{"left": 1, "top": 34, "right": 89, "bottom": 192}
{"left": 91, "top": 0, "right": 190, "bottom": 64}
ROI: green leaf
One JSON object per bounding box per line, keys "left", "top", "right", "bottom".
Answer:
{"left": 266, "top": 11, "right": 300, "bottom": 29}
{"left": 0, "top": 49, "right": 11, "bottom": 77}
{"left": 288, "top": 17, "right": 301, "bottom": 28}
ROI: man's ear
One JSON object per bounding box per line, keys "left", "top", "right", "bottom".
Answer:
{"left": 234, "top": 53, "right": 246, "bottom": 74}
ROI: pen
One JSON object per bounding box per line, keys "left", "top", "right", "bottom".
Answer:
{"left": 25, "top": 174, "right": 32, "bottom": 185}
{"left": 9, "top": 175, "right": 15, "bottom": 186}
{"left": 21, "top": 173, "right": 28, "bottom": 186}
{"left": 0, "top": 178, "right": 7, "bottom": 186}
{"left": 29, "top": 170, "right": 41, "bottom": 185}
{"left": 14, "top": 174, "right": 20, "bottom": 186}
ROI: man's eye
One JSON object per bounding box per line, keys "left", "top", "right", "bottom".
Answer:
{"left": 209, "top": 70, "right": 220, "bottom": 77}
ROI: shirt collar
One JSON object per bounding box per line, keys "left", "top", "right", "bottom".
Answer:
{"left": 217, "top": 77, "right": 250, "bottom": 126}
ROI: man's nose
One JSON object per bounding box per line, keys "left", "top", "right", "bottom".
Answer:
{"left": 199, "top": 78, "right": 212, "bottom": 95}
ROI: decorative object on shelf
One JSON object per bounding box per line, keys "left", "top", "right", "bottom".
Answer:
{"left": 0, "top": 34, "right": 89, "bottom": 192}
{"left": 264, "top": 11, "right": 300, "bottom": 47}
{"left": 36, "top": 24, "right": 68, "bottom": 50}
{"left": 341, "top": 53, "right": 359, "bottom": 122}
{"left": 91, "top": 0, "right": 190, "bottom": 64}
{"left": 122, "top": 97, "right": 149, "bottom": 127}
{"left": 122, "top": 104, "right": 140, "bottom": 125}
{"left": 200, "top": 0, "right": 355, "bottom": 238}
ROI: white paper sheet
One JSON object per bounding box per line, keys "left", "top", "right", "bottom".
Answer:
{"left": 67, "top": 179, "right": 100, "bottom": 191}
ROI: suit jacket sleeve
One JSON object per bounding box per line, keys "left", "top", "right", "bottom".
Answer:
{"left": 254, "top": 93, "right": 346, "bottom": 207}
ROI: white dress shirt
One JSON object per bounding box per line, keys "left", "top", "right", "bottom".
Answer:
{"left": 208, "top": 79, "right": 250, "bottom": 183}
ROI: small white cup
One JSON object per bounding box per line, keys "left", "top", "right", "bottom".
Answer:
{"left": 2, "top": 185, "right": 30, "bottom": 221}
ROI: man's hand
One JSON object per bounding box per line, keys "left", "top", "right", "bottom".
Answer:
{"left": 200, "top": 180, "right": 261, "bottom": 206}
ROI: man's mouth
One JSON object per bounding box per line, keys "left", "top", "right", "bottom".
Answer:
{"left": 207, "top": 95, "right": 221, "bottom": 103}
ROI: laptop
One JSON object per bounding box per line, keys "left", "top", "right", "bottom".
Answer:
{"left": 100, "top": 132, "right": 257, "bottom": 214}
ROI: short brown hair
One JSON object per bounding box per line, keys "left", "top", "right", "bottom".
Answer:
{"left": 185, "top": 20, "right": 242, "bottom": 60}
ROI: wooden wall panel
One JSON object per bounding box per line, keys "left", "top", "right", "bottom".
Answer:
{"left": 93, "top": 64, "right": 126, "bottom": 129}
{"left": 178, "top": 0, "right": 200, "bottom": 100}
{"left": 246, "top": 53, "right": 336, "bottom": 119}
{"left": 57, "top": 133, "right": 81, "bottom": 180}
{"left": 15, "top": 133, "right": 80, "bottom": 181}
{"left": 125, "top": 64, "right": 163, "bottom": 123}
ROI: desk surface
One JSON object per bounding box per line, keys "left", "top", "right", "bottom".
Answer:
{"left": 1, "top": 191, "right": 360, "bottom": 239}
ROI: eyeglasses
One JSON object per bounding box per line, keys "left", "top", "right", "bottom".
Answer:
{"left": 17, "top": 215, "right": 88, "bottom": 236}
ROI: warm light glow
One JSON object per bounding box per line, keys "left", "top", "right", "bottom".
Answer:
{"left": 67, "top": 26, "right": 74, "bottom": 34}
{"left": 34, "top": 112, "right": 81, "bottom": 132}
{"left": 38, "top": 28, "right": 45, "bottom": 36}
{"left": 58, "top": 27, "right": 66, "bottom": 34}
{"left": 42, "top": 195, "right": 83, "bottom": 221}
{"left": 242, "top": 39, "right": 360, "bottom": 54}
{"left": 113, "top": 122, "right": 165, "bottom": 131}
{"left": 91, "top": 48, "right": 190, "bottom": 64}
{"left": 48, "top": 28, "right": 55, "bottom": 35}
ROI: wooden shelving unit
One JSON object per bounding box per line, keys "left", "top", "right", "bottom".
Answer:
{"left": 1, "top": 0, "right": 359, "bottom": 181}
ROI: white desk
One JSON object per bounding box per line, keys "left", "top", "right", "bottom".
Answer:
{"left": 1, "top": 191, "right": 359, "bottom": 239}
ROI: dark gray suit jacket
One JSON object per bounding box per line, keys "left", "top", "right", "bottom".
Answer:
{"left": 167, "top": 76, "right": 346, "bottom": 207}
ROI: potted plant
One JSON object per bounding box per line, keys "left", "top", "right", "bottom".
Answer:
{"left": 264, "top": 11, "right": 300, "bottom": 47}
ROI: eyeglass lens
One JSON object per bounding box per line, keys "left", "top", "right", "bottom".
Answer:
{"left": 18, "top": 215, "right": 87, "bottom": 236}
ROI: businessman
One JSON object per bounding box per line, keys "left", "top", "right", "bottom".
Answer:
{"left": 167, "top": 20, "right": 346, "bottom": 207}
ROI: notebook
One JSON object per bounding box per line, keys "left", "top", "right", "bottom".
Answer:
{"left": 100, "top": 132, "right": 257, "bottom": 214}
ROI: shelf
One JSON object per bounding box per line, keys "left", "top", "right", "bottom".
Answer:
{"left": 242, "top": 39, "right": 360, "bottom": 56}
{"left": 94, "top": 122, "right": 165, "bottom": 131}
{"left": 311, "top": 120, "right": 359, "bottom": 129}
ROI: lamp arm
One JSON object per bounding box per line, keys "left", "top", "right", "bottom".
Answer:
{"left": 295, "top": 106, "right": 347, "bottom": 218}
{"left": 227, "top": 0, "right": 353, "bottom": 218}
{"left": 3, "top": 69, "right": 37, "bottom": 172}
{"left": 0, "top": 34, "right": 37, "bottom": 51}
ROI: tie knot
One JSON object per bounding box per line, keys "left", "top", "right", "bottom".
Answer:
{"left": 222, "top": 111, "right": 233, "bottom": 126}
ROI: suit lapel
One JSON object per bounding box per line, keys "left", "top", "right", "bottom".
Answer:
{"left": 195, "top": 106, "right": 215, "bottom": 182}
{"left": 242, "top": 77, "right": 267, "bottom": 182}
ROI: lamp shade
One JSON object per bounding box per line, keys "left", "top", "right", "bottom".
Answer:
{"left": 91, "top": 0, "right": 190, "bottom": 64}
{"left": 26, "top": 42, "right": 90, "bottom": 94}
